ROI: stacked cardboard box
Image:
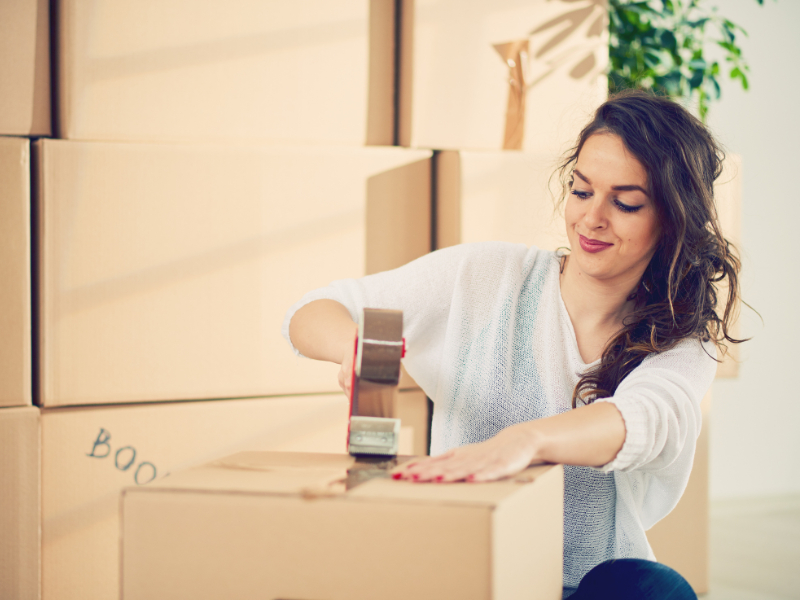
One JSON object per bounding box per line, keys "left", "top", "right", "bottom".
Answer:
{"left": 398, "top": 0, "right": 608, "bottom": 152}
{"left": 0, "top": 0, "right": 50, "bottom": 136}
{"left": 4, "top": 0, "right": 726, "bottom": 596}
{"left": 18, "top": 4, "right": 438, "bottom": 600}
{"left": 54, "top": 0, "right": 395, "bottom": 145}
{"left": 0, "top": 2, "right": 50, "bottom": 597}
{"left": 121, "top": 452, "right": 564, "bottom": 600}
{"left": 0, "top": 407, "right": 40, "bottom": 600}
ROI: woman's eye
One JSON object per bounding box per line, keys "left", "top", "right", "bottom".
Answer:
{"left": 571, "top": 190, "right": 591, "bottom": 200}
{"left": 614, "top": 199, "right": 643, "bottom": 214}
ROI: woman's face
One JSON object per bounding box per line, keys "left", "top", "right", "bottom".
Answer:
{"left": 565, "top": 133, "right": 661, "bottom": 287}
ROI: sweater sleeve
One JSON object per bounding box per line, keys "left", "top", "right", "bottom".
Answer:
{"left": 594, "top": 338, "right": 717, "bottom": 474}
{"left": 281, "top": 242, "right": 506, "bottom": 398}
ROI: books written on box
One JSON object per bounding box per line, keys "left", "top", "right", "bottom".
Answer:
{"left": 41, "top": 391, "right": 429, "bottom": 600}
{"left": 122, "top": 451, "right": 564, "bottom": 600}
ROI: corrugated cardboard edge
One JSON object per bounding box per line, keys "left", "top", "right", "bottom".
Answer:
{"left": 366, "top": 0, "right": 396, "bottom": 145}
{"left": 0, "top": 138, "right": 32, "bottom": 407}
{"left": 492, "top": 464, "right": 563, "bottom": 600}
{"left": 397, "top": 0, "right": 414, "bottom": 147}
{"left": 31, "top": 140, "right": 50, "bottom": 406}
{"left": 435, "top": 150, "right": 462, "bottom": 249}
{"left": 31, "top": 0, "right": 51, "bottom": 135}
{"left": 54, "top": 0, "right": 74, "bottom": 139}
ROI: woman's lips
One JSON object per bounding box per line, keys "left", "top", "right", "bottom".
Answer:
{"left": 579, "top": 234, "right": 613, "bottom": 253}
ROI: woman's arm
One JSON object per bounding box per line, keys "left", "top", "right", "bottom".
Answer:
{"left": 393, "top": 402, "right": 626, "bottom": 482}
{"left": 288, "top": 299, "right": 357, "bottom": 394}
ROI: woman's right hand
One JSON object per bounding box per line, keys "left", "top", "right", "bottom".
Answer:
{"left": 289, "top": 300, "right": 359, "bottom": 395}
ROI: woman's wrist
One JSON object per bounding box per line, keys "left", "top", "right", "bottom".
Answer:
{"left": 505, "top": 420, "right": 548, "bottom": 466}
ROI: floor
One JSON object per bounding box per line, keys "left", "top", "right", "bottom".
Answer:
{"left": 702, "top": 495, "right": 800, "bottom": 599}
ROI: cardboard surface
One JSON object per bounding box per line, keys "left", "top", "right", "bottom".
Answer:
{"left": 0, "top": 0, "right": 50, "bottom": 136}
{"left": 41, "top": 394, "right": 350, "bottom": 600}
{"left": 647, "top": 391, "right": 712, "bottom": 594}
{"left": 436, "top": 149, "right": 567, "bottom": 250}
{"left": 395, "top": 388, "right": 430, "bottom": 455}
{"left": 0, "top": 137, "right": 33, "bottom": 407}
{"left": 35, "top": 141, "right": 431, "bottom": 406}
{"left": 0, "top": 406, "right": 41, "bottom": 600}
{"left": 56, "top": 0, "right": 393, "bottom": 145}
{"left": 399, "top": 0, "right": 608, "bottom": 152}
{"left": 121, "top": 452, "right": 563, "bottom": 600}
{"left": 714, "top": 155, "right": 743, "bottom": 378}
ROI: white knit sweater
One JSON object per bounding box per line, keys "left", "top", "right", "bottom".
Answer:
{"left": 282, "top": 242, "right": 717, "bottom": 587}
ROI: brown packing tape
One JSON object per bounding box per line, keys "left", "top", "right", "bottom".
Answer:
{"left": 493, "top": 39, "right": 529, "bottom": 150}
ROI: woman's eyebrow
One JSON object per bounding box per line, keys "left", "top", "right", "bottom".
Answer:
{"left": 611, "top": 184, "right": 648, "bottom": 194}
{"left": 574, "top": 169, "right": 647, "bottom": 194}
{"left": 573, "top": 169, "right": 591, "bottom": 184}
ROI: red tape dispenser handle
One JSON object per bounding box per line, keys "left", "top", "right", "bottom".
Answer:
{"left": 347, "top": 308, "right": 405, "bottom": 456}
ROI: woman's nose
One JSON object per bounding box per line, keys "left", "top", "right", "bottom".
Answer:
{"left": 582, "top": 197, "right": 607, "bottom": 229}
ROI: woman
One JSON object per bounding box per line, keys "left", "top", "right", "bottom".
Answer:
{"left": 283, "top": 90, "right": 742, "bottom": 599}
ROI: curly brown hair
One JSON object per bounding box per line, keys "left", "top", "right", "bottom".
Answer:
{"left": 555, "top": 90, "right": 745, "bottom": 407}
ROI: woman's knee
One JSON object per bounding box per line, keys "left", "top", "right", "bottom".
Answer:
{"left": 572, "top": 559, "right": 697, "bottom": 600}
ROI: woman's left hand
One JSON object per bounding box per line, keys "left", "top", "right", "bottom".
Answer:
{"left": 391, "top": 422, "right": 542, "bottom": 483}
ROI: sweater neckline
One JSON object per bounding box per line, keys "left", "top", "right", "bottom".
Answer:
{"left": 551, "top": 254, "right": 601, "bottom": 371}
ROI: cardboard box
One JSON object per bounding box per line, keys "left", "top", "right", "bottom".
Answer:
{"left": 0, "top": 0, "right": 50, "bottom": 136}
{"left": 436, "top": 149, "right": 567, "bottom": 250}
{"left": 41, "top": 391, "right": 430, "bottom": 600}
{"left": 0, "top": 406, "right": 41, "bottom": 600}
{"left": 55, "top": 0, "right": 394, "bottom": 145}
{"left": 35, "top": 141, "right": 431, "bottom": 406}
{"left": 436, "top": 149, "right": 741, "bottom": 378}
{"left": 41, "top": 394, "right": 343, "bottom": 600}
{"left": 0, "top": 137, "right": 33, "bottom": 407}
{"left": 714, "top": 155, "right": 743, "bottom": 378}
{"left": 398, "top": 0, "right": 608, "bottom": 152}
{"left": 395, "top": 388, "right": 430, "bottom": 456}
{"left": 647, "top": 391, "right": 711, "bottom": 594}
{"left": 121, "top": 451, "right": 563, "bottom": 600}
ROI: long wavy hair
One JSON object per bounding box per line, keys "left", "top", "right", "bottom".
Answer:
{"left": 556, "top": 90, "right": 745, "bottom": 406}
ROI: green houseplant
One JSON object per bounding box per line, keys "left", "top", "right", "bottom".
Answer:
{"left": 608, "top": 0, "right": 771, "bottom": 121}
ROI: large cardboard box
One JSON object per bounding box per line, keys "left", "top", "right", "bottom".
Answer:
{"left": 121, "top": 451, "right": 563, "bottom": 600}
{"left": 0, "top": 137, "right": 33, "bottom": 408}
{"left": 0, "top": 0, "right": 50, "bottom": 136}
{"left": 41, "top": 391, "right": 429, "bottom": 600}
{"left": 647, "top": 392, "right": 712, "bottom": 594}
{"left": 55, "top": 0, "right": 394, "bottom": 145}
{"left": 436, "top": 150, "right": 742, "bottom": 377}
{"left": 35, "top": 141, "right": 431, "bottom": 406}
{"left": 0, "top": 406, "right": 40, "bottom": 600}
{"left": 436, "top": 150, "right": 566, "bottom": 251}
{"left": 398, "top": 0, "right": 608, "bottom": 152}
{"left": 42, "top": 394, "right": 340, "bottom": 600}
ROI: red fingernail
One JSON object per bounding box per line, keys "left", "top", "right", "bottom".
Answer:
{"left": 466, "top": 474, "right": 475, "bottom": 481}
{"left": 412, "top": 474, "right": 420, "bottom": 481}
{"left": 435, "top": 475, "right": 444, "bottom": 482}
{"left": 392, "top": 473, "right": 402, "bottom": 480}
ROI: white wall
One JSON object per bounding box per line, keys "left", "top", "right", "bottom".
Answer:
{"left": 707, "top": 0, "right": 800, "bottom": 499}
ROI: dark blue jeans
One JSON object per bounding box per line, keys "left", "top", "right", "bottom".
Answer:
{"left": 565, "top": 559, "right": 698, "bottom": 599}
